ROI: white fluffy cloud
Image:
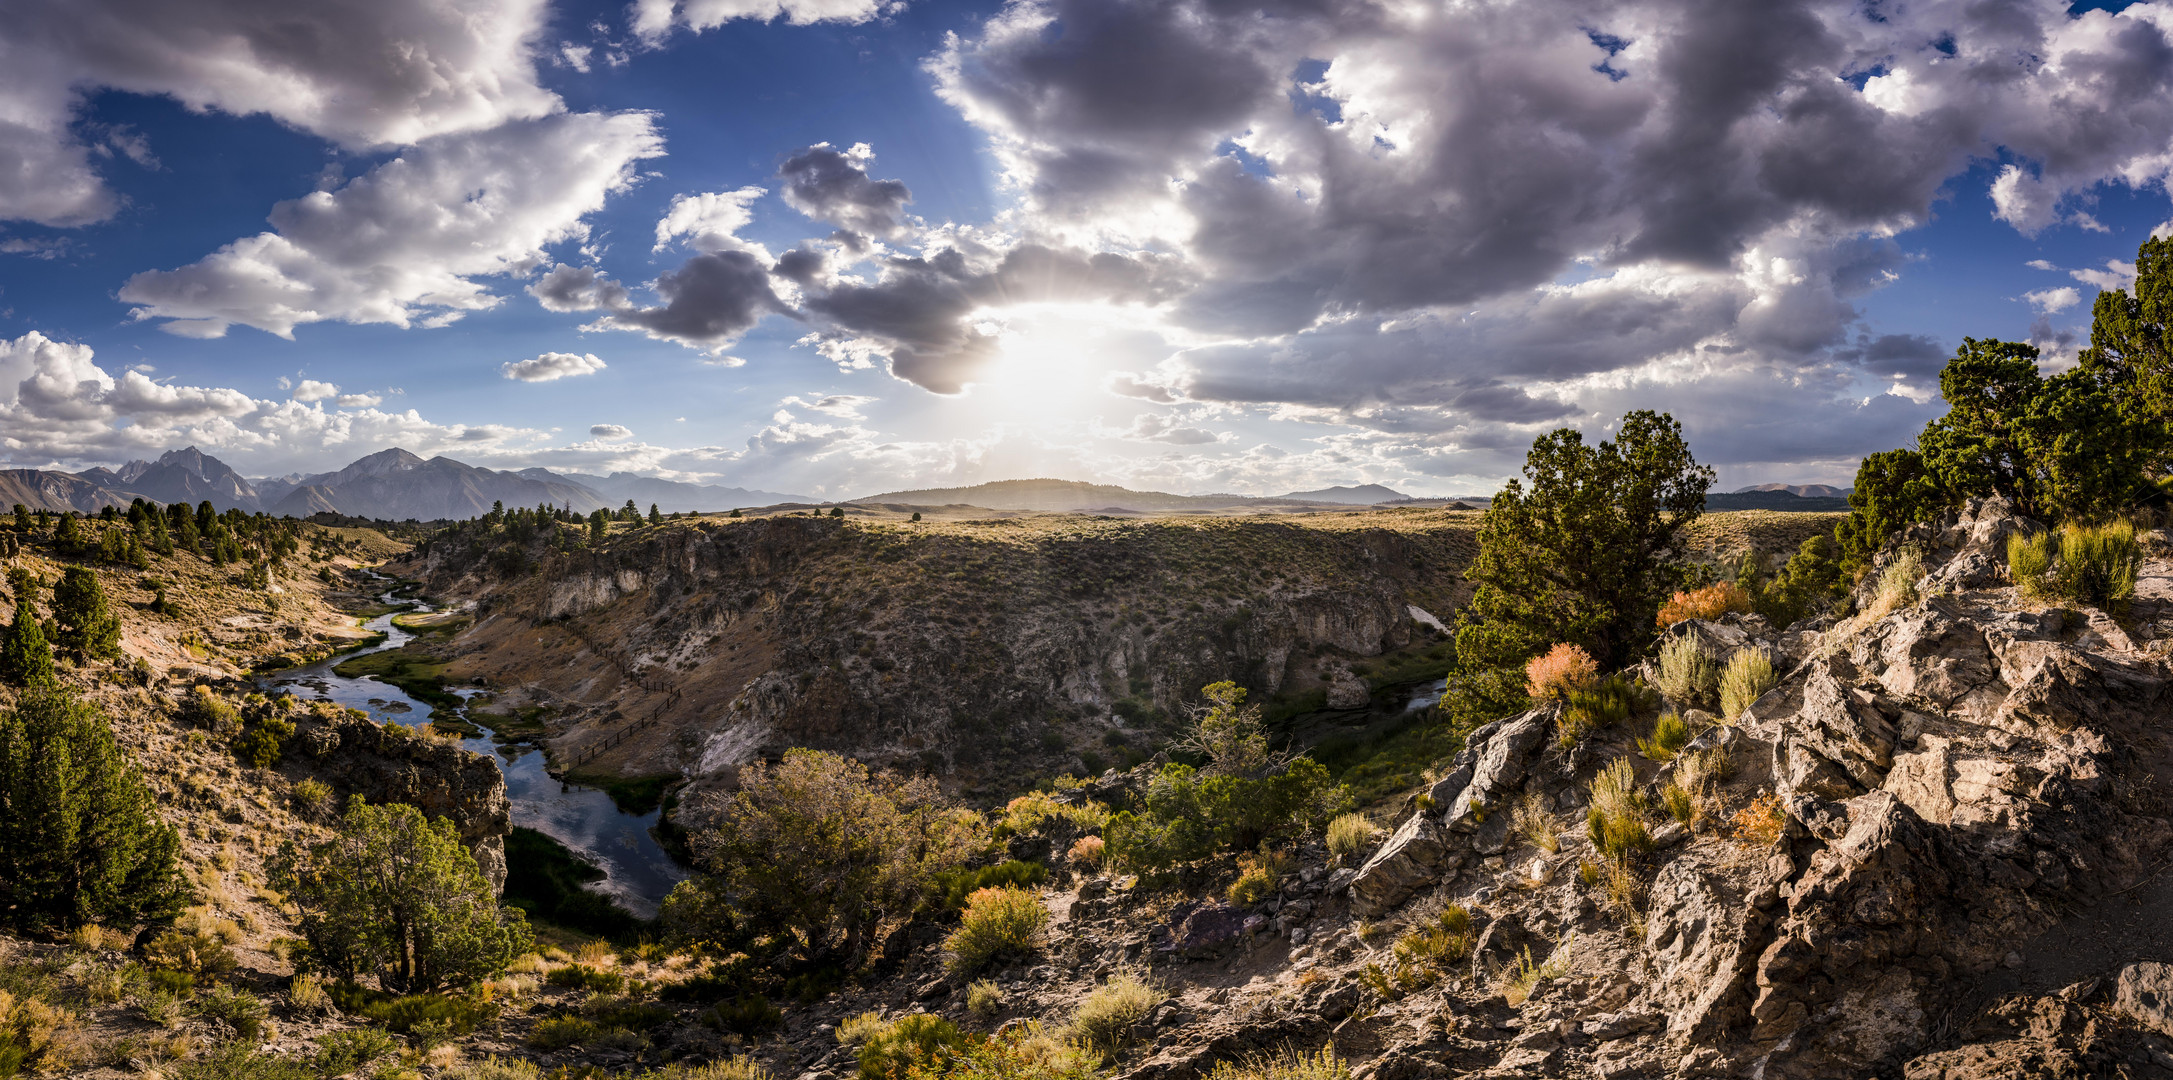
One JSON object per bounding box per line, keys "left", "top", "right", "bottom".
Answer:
{"left": 117, "top": 112, "right": 664, "bottom": 338}
{"left": 654, "top": 187, "right": 767, "bottom": 253}
{"left": 502, "top": 351, "right": 609, "bottom": 381}
{"left": 0, "top": 0, "right": 560, "bottom": 226}
{"left": 291, "top": 380, "right": 340, "bottom": 402}
{"left": 590, "top": 424, "right": 634, "bottom": 439}
{"left": 631, "top": 0, "right": 898, "bottom": 41}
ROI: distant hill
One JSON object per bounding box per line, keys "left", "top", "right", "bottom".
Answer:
{"left": 851, "top": 478, "right": 1286, "bottom": 512}
{"left": 0, "top": 469, "right": 132, "bottom": 513}
{"left": 524, "top": 469, "right": 807, "bottom": 513}
{"left": 1736, "top": 483, "right": 1850, "bottom": 499}
{"left": 264, "top": 449, "right": 609, "bottom": 520}
{"left": 1276, "top": 483, "right": 1409, "bottom": 504}
{"left": 1705, "top": 489, "right": 1850, "bottom": 512}
{"left": 84, "top": 447, "right": 263, "bottom": 511}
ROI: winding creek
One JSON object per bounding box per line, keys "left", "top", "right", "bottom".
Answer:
{"left": 263, "top": 582, "right": 687, "bottom": 917}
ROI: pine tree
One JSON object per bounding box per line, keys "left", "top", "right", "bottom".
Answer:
{"left": 0, "top": 687, "right": 189, "bottom": 931}
{"left": 648, "top": 503, "right": 662, "bottom": 525}
{"left": 51, "top": 567, "right": 122, "bottom": 663}
{"left": 0, "top": 595, "right": 55, "bottom": 688}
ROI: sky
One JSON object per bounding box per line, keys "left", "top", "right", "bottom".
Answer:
{"left": 1, "top": 0, "right": 2171, "bottom": 499}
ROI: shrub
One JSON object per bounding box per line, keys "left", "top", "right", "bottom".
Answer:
{"left": 1324, "top": 813, "right": 1379, "bottom": 863}
{"left": 1556, "top": 676, "right": 1641, "bottom": 747}
{"left": 1069, "top": 973, "right": 1165, "bottom": 1062}
{"left": 287, "top": 974, "right": 330, "bottom": 1015}
{"left": 1660, "top": 782, "right": 1695, "bottom": 824}
{"left": 547, "top": 964, "right": 625, "bottom": 994}
{"left": 360, "top": 992, "right": 497, "bottom": 1035}
{"left": 1066, "top": 835, "right": 1105, "bottom": 869}
{"left": 144, "top": 926, "right": 236, "bottom": 980}
{"left": 1865, "top": 548, "right": 1924, "bottom": 620}
{"left": 1637, "top": 712, "right": 1691, "bottom": 762}
{"left": 699, "top": 993, "right": 782, "bottom": 1036}
{"left": 2056, "top": 520, "right": 2141, "bottom": 610}
{"left": 965, "top": 979, "right": 1004, "bottom": 1019}
{"left": 169, "top": 1040, "right": 315, "bottom": 1080}
{"left": 1523, "top": 643, "right": 1597, "bottom": 701}
{"left": 857, "top": 1014, "right": 970, "bottom": 1080}
{"left": 897, "top": 1023, "right": 1098, "bottom": 1080}
{"left": 1732, "top": 793, "right": 1787, "bottom": 847}
{"left": 1389, "top": 904, "right": 1473, "bottom": 975}
{"left": 836, "top": 1011, "right": 888, "bottom": 1045}
{"left": 270, "top": 798, "right": 532, "bottom": 993}
{"left": 231, "top": 714, "right": 294, "bottom": 768}
{"left": 0, "top": 688, "right": 188, "bottom": 932}
{"left": 314, "top": 1027, "right": 399, "bottom": 1075}
{"left": 1585, "top": 758, "right": 1650, "bottom": 864}
{"left": 945, "top": 886, "right": 1047, "bottom": 974}
{"left": 1653, "top": 636, "right": 1719, "bottom": 707}
{"left": 289, "top": 778, "right": 335, "bottom": 819}
{"left": 1103, "top": 759, "right": 1348, "bottom": 876}
{"left": 997, "top": 792, "right": 1062, "bottom": 836}
{"left": 1500, "top": 938, "right": 1572, "bottom": 1006}
{"left": 2008, "top": 531, "right": 2055, "bottom": 599}
{"left": 1225, "top": 849, "right": 1294, "bottom": 905}
{"left": 932, "top": 861, "right": 1048, "bottom": 911}
{"left": 530, "top": 1015, "right": 601, "bottom": 1051}
{"left": 0, "top": 988, "right": 86, "bottom": 1077}
{"left": 1717, "top": 649, "right": 1776, "bottom": 719}
{"left": 667, "top": 749, "right": 985, "bottom": 967}
{"left": 1204, "top": 1047, "right": 1349, "bottom": 1080}
{"left": 190, "top": 985, "right": 269, "bottom": 1042}
{"left": 1656, "top": 582, "right": 1753, "bottom": 627}
{"left": 1510, "top": 792, "right": 1558, "bottom": 854}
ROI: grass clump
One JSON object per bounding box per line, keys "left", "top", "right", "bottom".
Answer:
{"left": 1654, "top": 635, "right": 1720, "bottom": 707}
{"left": 0, "top": 988, "right": 87, "bottom": 1077}
{"left": 1585, "top": 758, "right": 1651, "bottom": 863}
{"left": 1204, "top": 1046, "right": 1350, "bottom": 1080}
{"left": 1510, "top": 792, "right": 1558, "bottom": 854}
{"left": 2008, "top": 531, "right": 2055, "bottom": 598}
{"left": 1500, "top": 936, "right": 1573, "bottom": 1005}
{"left": 945, "top": 886, "right": 1047, "bottom": 974}
{"left": 2010, "top": 521, "right": 2141, "bottom": 611}
{"left": 1556, "top": 676, "right": 1642, "bottom": 748}
{"left": 1717, "top": 648, "right": 1776, "bottom": 719}
{"left": 1524, "top": 643, "right": 1597, "bottom": 701}
{"left": 933, "top": 860, "right": 1049, "bottom": 911}
{"left": 313, "top": 1028, "right": 399, "bottom": 1075}
{"left": 546, "top": 964, "right": 625, "bottom": 994}
{"left": 1389, "top": 904, "right": 1474, "bottom": 978}
{"left": 856, "top": 1014, "right": 970, "bottom": 1080}
{"left": 1067, "top": 835, "right": 1105, "bottom": 869}
{"left": 1656, "top": 582, "right": 1753, "bottom": 627}
{"left": 965, "top": 979, "right": 1005, "bottom": 1019}
{"left": 190, "top": 985, "right": 270, "bottom": 1043}
{"left": 1069, "top": 972, "right": 1166, "bottom": 1062}
{"left": 1225, "top": 849, "right": 1294, "bottom": 905}
{"left": 1637, "top": 712, "right": 1691, "bottom": 762}
{"left": 1325, "top": 813, "right": 1380, "bottom": 863}
{"left": 1732, "top": 793, "right": 1787, "bottom": 847}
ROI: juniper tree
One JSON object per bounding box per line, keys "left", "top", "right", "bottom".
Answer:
{"left": 0, "top": 594, "right": 55, "bottom": 688}
{"left": 270, "top": 799, "right": 532, "bottom": 993}
{"left": 0, "top": 687, "right": 188, "bottom": 931}
{"left": 51, "top": 566, "right": 122, "bottom": 663}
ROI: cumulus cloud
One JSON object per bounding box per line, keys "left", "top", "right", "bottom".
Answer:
{"left": 776, "top": 143, "right": 912, "bottom": 242}
{"left": 0, "top": 0, "right": 560, "bottom": 226}
{"left": 2025, "top": 287, "right": 2083, "bottom": 315}
{"left": 336, "top": 393, "right": 383, "bottom": 408}
{"left": 631, "top": 0, "right": 897, "bottom": 41}
{"left": 1112, "top": 412, "right": 1221, "bottom": 445}
{"left": 655, "top": 187, "right": 767, "bottom": 252}
{"left": 502, "top": 351, "right": 608, "bottom": 381}
{"left": 590, "top": 424, "right": 633, "bottom": 439}
{"left": 783, "top": 394, "right": 876, "bottom": 418}
{"left": 118, "top": 111, "right": 664, "bottom": 338}
{"left": 291, "top": 380, "right": 340, "bottom": 402}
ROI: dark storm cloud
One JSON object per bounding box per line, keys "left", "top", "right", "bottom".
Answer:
{"left": 776, "top": 143, "right": 914, "bottom": 240}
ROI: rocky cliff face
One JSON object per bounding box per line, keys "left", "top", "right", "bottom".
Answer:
{"left": 1337, "top": 498, "right": 2173, "bottom": 1076}
{"left": 392, "top": 511, "right": 1482, "bottom": 794}
{"left": 293, "top": 709, "right": 512, "bottom": 889}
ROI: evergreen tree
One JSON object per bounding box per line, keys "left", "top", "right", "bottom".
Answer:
{"left": 0, "top": 595, "right": 55, "bottom": 688}
{"left": 195, "top": 500, "right": 216, "bottom": 538}
{"left": 1456, "top": 410, "right": 1712, "bottom": 671}
{"left": 588, "top": 509, "right": 609, "bottom": 544}
{"left": 0, "top": 687, "right": 188, "bottom": 931}
{"left": 648, "top": 503, "right": 662, "bottom": 525}
{"left": 51, "top": 567, "right": 122, "bottom": 663}
{"left": 270, "top": 799, "right": 531, "bottom": 993}
{"left": 621, "top": 499, "right": 639, "bottom": 522}
{"left": 10, "top": 505, "right": 27, "bottom": 532}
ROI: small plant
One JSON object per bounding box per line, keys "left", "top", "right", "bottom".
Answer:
{"left": 700, "top": 993, "right": 783, "bottom": 1037}
{"left": 143, "top": 925, "right": 236, "bottom": 980}
{"left": 856, "top": 1014, "right": 969, "bottom": 1080}
{"left": 1069, "top": 972, "right": 1166, "bottom": 1062}
{"left": 1325, "top": 812, "right": 1380, "bottom": 863}
{"left": 1657, "top": 582, "right": 1754, "bottom": 626}
{"left": 1576, "top": 859, "right": 1601, "bottom": 887}
{"left": 946, "top": 886, "right": 1047, "bottom": 974}
{"left": 547, "top": 964, "right": 626, "bottom": 994}
{"left": 1225, "top": 849, "right": 1293, "bottom": 905}
{"left": 1556, "top": 676, "right": 1640, "bottom": 748}
{"left": 933, "top": 860, "right": 1049, "bottom": 911}
{"left": 289, "top": 778, "right": 335, "bottom": 819}
{"left": 966, "top": 979, "right": 1005, "bottom": 1019}
{"left": 837, "top": 1011, "right": 888, "bottom": 1045}
{"left": 1637, "top": 711, "right": 1691, "bottom": 761}
{"left": 1718, "top": 648, "right": 1776, "bottom": 719}
{"left": 1067, "top": 835, "right": 1105, "bottom": 869}
{"left": 1585, "top": 758, "right": 1651, "bottom": 863}
{"left": 1867, "top": 548, "right": 1924, "bottom": 620}
{"left": 1654, "top": 635, "right": 1720, "bottom": 706}
{"left": 529, "top": 1015, "right": 601, "bottom": 1051}
{"left": 2056, "top": 520, "right": 2141, "bottom": 610}
{"left": 190, "top": 985, "right": 270, "bottom": 1043}
{"left": 1203, "top": 1046, "right": 1351, "bottom": 1080}
{"left": 287, "top": 973, "right": 330, "bottom": 1015}
{"left": 1388, "top": 904, "right": 1474, "bottom": 982}
{"left": 1732, "top": 792, "right": 1787, "bottom": 847}
{"left": 1524, "top": 643, "right": 1598, "bottom": 701}
{"left": 314, "top": 1027, "right": 399, "bottom": 1074}
{"left": 137, "top": 989, "right": 185, "bottom": 1029}
{"left": 1509, "top": 792, "right": 1558, "bottom": 854}
{"left": 1500, "top": 936, "right": 1573, "bottom": 1005}
{"left": 1659, "top": 781, "right": 1695, "bottom": 824}
{"left": 2008, "top": 530, "right": 2055, "bottom": 599}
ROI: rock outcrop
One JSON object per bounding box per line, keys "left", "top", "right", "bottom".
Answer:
{"left": 296, "top": 710, "right": 513, "bottom": 890}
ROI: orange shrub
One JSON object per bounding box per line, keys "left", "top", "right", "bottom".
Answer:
{"left": 1657, "top": 582, "right": 1754, "bottom": 627}
{"left": 1731, "top": 793, "right": 1786, "bottom": 846}
{"left": 1067, "top": 835, "right": 1105, "bottom": 869}
{"left": 1525, "top": 643, "right": 1599, "bottom": 701}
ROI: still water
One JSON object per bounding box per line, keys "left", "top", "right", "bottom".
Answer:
{"left": 265, "top": 584, "right": 686, "bottom": 917}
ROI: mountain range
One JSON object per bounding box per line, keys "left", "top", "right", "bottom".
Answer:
{"left": 849, "top": 477, "right": 1416, "bottom": 512}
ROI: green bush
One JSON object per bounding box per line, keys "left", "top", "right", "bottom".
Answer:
{"left": 2008, "top": 530, "right": 2055, "bottom": 598}
{"left": 1653, "top": 636, "right": 1718, "bottom": 707}
{"left": 190, "top": 985, "right": 269, "bottom": 1042}
{"left": 231, "top": 714, "right": 294, "bottom": 768}
{"left": 945, "top": 886, "right": 1046, "bottom": 974}
{"left": 530, "top": 1015, "right": 602, "bottom": 1051}
{"left": 359, "top": 992, "right": 497, "bottom": 1035}
{"left": 1069, "top": 973, "right": 1165, "bottom": 1062}
{"left": 170, "top": 1041, "right": 317, "bottom": 1080}
{"left": 1717, "top": 649, "right": 1776, "bottom": 719}
{"left": 1324, "top": 814, "right": 1379, "bottom": 863}
{"left": 1586, "top": 758, "right": 1651, "bottom": 864}
{"left": 1103, "top": 759, "right": 1348, "bottom": 875}
{"left": 2056, "top": 520, "right": 2141, "bottom": 610}
{"left": 931, "top": 860, "right": 1048, "bottom": 912}
{"left": 547, "top": 964, "right": 625, "bottom": 994}
{"left": 699, "top": 993, "right": 782, "bottom": 1036}
{"left": 313, "top": 1028, "right": 400, "bottom": 1074}
{"left": 1637, "top": 713, "right": 1691, "bottom": 762}
{"left": 857, "top": 1014, "right": 970, "bottom": 1080}
{"left": 1555, "top": 676, "right": 1642, "bottom": 748}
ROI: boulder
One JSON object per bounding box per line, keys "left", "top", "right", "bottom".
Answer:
{"left": 1348, "top": 810, "right": 1455, "bottom": 916}
{"left": 1445, "top": 710, "right": 1548, "bottom": 828}
{"left": 2114, "top": 962, "right": 2173, "bottom": 1037}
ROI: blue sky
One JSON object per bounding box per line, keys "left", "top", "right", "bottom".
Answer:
{"left": 1, "top": 0, "right": 2170, "bottom": 498}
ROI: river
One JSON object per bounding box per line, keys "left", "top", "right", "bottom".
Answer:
{"left": 263, "top": 584, "right": 687, "bottom": 918}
